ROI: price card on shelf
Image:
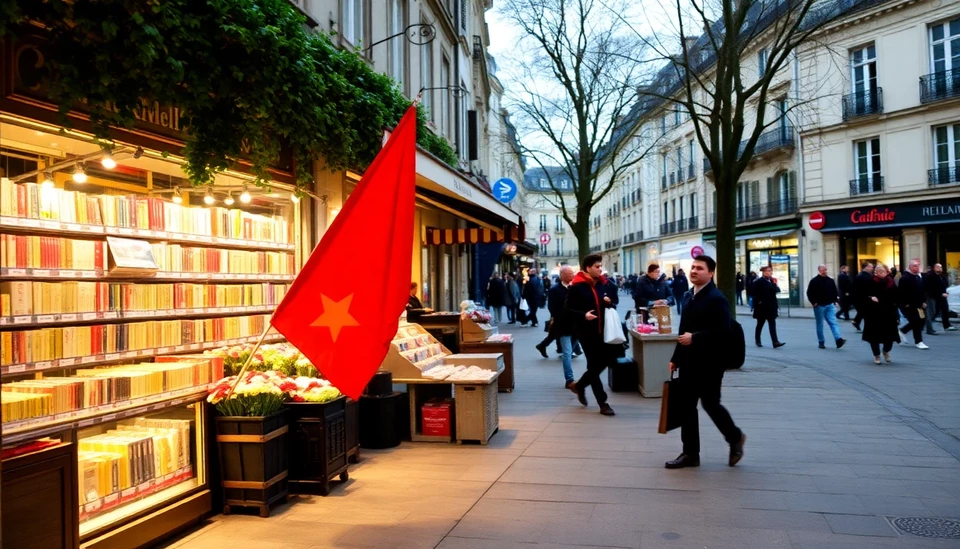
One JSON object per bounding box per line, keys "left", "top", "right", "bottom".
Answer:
{"left": 34, "top": 361, "right": 53, "bottom": 370}
{"left": 60, "top": 358, "right": 77, "bottom": 367}
{"left": 157, "top": 347, "right": 172, "bottom": 354}
{"left": 174, "top": 345, "right": 186, "bottom": 352}
{"left": 20, "top": 218, "right": 41, "bottom": 228}
{"left": 6, "top": 268, "right": 28, "bottom": 276}
{"left": 64, "top": 223, "right": 82, "bottom": 232}
{"left": 81, "top": 312, "right": 98, "bottom": 321}
{"left": 118, "top": 228, "right": 135, "bottom": 235}
{"left": 123, "top": 351, "right": 138, "bottom": 358}
{"left": 81, "top": 270, "right": 97, "bottom": 278}
{"left": 59, "top": 270, "right": 80, "bottom": 278}
{"left": 104, "top": 226, "right": 119, "bottom": 235}
{"left": 105, "top": 353, "right": 120, "bottom": 361}
{"left": 36, "top": 315, "right": 55, "bottom": 323}
{"left": 102, "top": 311, "right": 118, "bottom": 319}
{"left": 7, "top": 364, "right": 26, "bottom": 373}
{"left": 32, "top": 270, "right": 50, "bottom": 277}
{"left": 188, "top": 343, "right": 201, "bottom": 350}
{"left": 101, "top": 413, "right": 117, "bottom": 423}
{"left": 60, "top": 314, "right": 78, "bottom": 322}
{"left": 155, "top": 231, "right": 168, "bottom": 238}
{"left": 81, "top": 355, "right": 97, "bottom": 364}
{"left": 12, "top": 316, "right": 31, "bottom": 324}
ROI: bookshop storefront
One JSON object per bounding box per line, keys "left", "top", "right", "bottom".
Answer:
{"left": 1, "top": 46, "right": 311, "bottom": 548}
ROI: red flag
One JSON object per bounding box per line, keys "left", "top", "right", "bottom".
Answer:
{"left": 271, "top": 106, "right": 417, "bottom": 399}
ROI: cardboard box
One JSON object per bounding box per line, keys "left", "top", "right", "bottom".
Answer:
{"left": 460, "top": 317, "right": 496, "bottom": 343}
{"left": 650, "top": 305, "right": 673, "bottom": 334}
{"left": 443, "top": 353, "right": 503, "bottom": 373}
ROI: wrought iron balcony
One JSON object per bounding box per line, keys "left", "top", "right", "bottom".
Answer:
{"left": 928, "top": 165, "right": 960, "bottom": 187}
{"left": 737, "top": 197, "right": 799, "bottom": 221}
{"left": 849, "top": 176, "right": 884, "bottom": 196}
{"left": 636, "top": 230, "right": 644, "bottom": 241}
{"left": 660, "top": 221, "right": 677, "bottom": 235}
{"left": 842, "top": 88, "right": 883, "bottom": 120}
{"left": 588, "top": 245, "right": 601, "bottom": 253}
{"left": 920, "top": 69, "right": 960, "bottom": 103}
{"left": 687, "top": 216, "right": 699, "bottom": 230}
{"left": 749, "top": 125, "right": 795, "bottom": 157}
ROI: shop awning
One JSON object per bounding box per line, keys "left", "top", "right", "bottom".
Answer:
{"left": 424, "top": 225, "right": 525, "bottom": 246}
{"left": 703, "top": 221, "right": 799, "bottom": 241}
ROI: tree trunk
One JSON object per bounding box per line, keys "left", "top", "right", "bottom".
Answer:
{"left": 573, "top": 218, "right": 591, "bottom": 261}
{"left": 715, "top": 171, "right": 738, "bottom": 317}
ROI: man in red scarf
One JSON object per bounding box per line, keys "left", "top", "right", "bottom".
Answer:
{"left": 565, "top": 253, "right": 617, "bottom": 416}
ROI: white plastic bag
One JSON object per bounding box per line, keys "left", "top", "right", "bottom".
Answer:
{"left": 603, "top": 308, "right": 625, "bottom": 344}
{"left": 519, "top": 298, "right": 529, "bottom": 312}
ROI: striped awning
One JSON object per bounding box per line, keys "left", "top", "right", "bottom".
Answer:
{"left": 424, "top": 224, "right": 525, "bottom": 246}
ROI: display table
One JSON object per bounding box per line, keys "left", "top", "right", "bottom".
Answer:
{"left": 394, "top": 374, "right": 501, "bottom": 445}
{"left": 630, "top": 331, "right": 678, "bottom": 397}
{"left": 459, "top": 340, "right": 514, "bottom": 393}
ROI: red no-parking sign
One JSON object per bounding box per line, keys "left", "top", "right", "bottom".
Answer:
{"left": 809, "top": 211, "right": 826, "bottom": 231}
{"left": 539, "top": 233, "right": 551, "bottom": 245}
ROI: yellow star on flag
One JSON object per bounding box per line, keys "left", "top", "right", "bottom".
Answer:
{"left": 310, "top": 294, "right": 360, "bottom": 342}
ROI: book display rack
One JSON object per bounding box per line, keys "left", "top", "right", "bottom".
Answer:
{"left": 1, "top": 167, "right": 298, "bottom": 549}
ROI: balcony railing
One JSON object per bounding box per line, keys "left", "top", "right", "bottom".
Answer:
{"left": 555, "top": 227, "right": 566, "bottom": 234}
{"left": 842, "top": 88, "right": 883, "bottom": 120}
{"left": 660, "top": 221, "right": 677, "bottom": 235}
{"left": 928, "top": 165, "right": 960, "bottom": 187}
{"left": 849, "top": 176, "right": 884, "bottom": 196}
{"left": 920, "top": 69, "right": 960, "bottom": 103}
{"left": 737, "top": 197, "right": 799, "bottom": 222}
{"left": 636, "top": 230, "right": 643, "bottom": 241}
{"left": 588, "top": 245, "right": 601, "bottom": 253}
{"left": 687, "top": 163, "right": 695, "bottom": 180}
{"left": 749, "top": 125, "right": 795, "bottom": 157}
{"left": 687, "top": 216, "right": 699, "bottom": 230}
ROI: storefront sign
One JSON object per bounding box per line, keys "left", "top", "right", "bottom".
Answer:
{"left": 808, "top": 211, "right": 826, "bottom": 231}
{"left": 748, "top": 239, "right": 777, "bottom": 250}
{"left": 818, "top": 198, "right": 960, "bottom": 232}
{"left": 453, "top": 179, "right": 475, "bottom": 199}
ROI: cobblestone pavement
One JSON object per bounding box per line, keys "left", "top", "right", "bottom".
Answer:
{"left": 165, "top": 299, "right": 960, "bottom": 549}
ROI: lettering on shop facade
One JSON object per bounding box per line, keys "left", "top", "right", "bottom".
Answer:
{"left": 850, "top": 208, "right": 896, "bottom": 225}
{"left": 819, "top": 199, "right": 960, "bottom": 232}
{"left": 453, "top": 179, "right": 474, "bottom": 199}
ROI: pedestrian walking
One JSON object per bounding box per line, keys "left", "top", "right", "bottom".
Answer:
{"left": 851, "top": 262, "right": 875, "bottom": 331}
{"left": 486, "top": 273, "right": 505, "bottom": 325}
{"left": 752, "top": 266, "right": 785, "bottom": 348}
{"left": 837, "top": 265, "right": 853, "bottom": 320}
{"left": 538, "top": 266, "right": 577, "bottom": 386}
{"left": 665, "top": 255, "right": 746, "bottom": 469}
{"left": 633, "top": 264, "right": 674, "bottom": 316}
{"left": 504, "top": 273, "right": 519, "bottom": 323}
{"left": 923, "top": 263, "right": 956, "bottom": 334}
{"left": 566, "top": 254, "right": 617, "bottom": 416}
{"left": 806, "top": 265, "right": 847, "bottom": 349}
{"left": 736, "top": 271, "right": 745, "bottom": 306}
{"left": 862, "top": 263, "right": 900, "bottom": 364}
{"left": 746, "top": 271, "right": 758, "bottom": 311}
{"left": 673, "top": 269, "right": 690, "bottom": 315}
{"left": 523, "top": 269, "right": 545, "bottom": 327}
{"left": 898, "top": 260, "right": 929, "bottom": 349}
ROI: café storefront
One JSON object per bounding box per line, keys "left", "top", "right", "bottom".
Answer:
{"left": 806, "top": 197, "right": 960, "bottom": 286}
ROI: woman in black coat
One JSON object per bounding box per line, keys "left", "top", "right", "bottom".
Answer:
{"left": 861, "top": 263, "right": 900, "bottom": 364}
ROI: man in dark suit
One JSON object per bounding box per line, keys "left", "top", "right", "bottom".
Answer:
{"left": 566, "top": 254, "right": 617, "bottom": 416}
{"left": 898, "top": 260, "right": 929, "bottom": 349}
{"left": 523, "top": 269, "right": 545, "bottom": 327}
{"left": 851, "top": 262, "right": 874, "bottom": 331}
{"left": 752, "top": 266, "right": 785, "bottom": 348}
{"left": 836, "top": 265, "right": 853, "bottom": 320}
{"left": 665, "top": 255, "right": 745, "bottom": 469}
{"left": 736, "top": 272, "right": 745, "bottom": 306}
{"left": 539, "top": 266, "right": 577, "bottom": 386}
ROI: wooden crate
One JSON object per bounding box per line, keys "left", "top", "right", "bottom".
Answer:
{"left": 454, "top": 380, "right": 499, "bottom": 445}
{"left": 460, "top": 317, "right": 496, "bottom": 342}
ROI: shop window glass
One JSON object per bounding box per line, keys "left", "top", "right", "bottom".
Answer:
{"left": 857, "top": 237, "right": 901, "bottom": 271}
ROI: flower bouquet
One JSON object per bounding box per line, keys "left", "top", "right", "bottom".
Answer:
{"left": 207, "top": 370, "right": 293, "bottom": 417}
{"left": 289, "top": 377, "right": 341, "bottom": 403}
{"left": 208, "top": 345, "right": 265, "bottom": 376}
{"left": 459, "top": 300, "right": 492, "bottom": 324}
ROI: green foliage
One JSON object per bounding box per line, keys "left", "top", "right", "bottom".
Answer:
{"left": 1, "top": 0, "right": 458, "bottom": 188}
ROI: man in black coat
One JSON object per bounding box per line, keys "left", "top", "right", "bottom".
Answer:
{"left": 898, "top": 260, "right": 929, "bottom": 349}
{"left": 633, "top": 264, "right": 674, "bottom": 314}
{"left": 806, "top": 265, "right": 846, "bottom": 350}
{"left": 486, "top": 273, "right": 506, "bottom": 325}
{"left": 923, "top": 263, "right": 956, "bottom": 334}
{"left": 736, "top": 272, "right": 745, "bottom": 306}
{"left": 851, "top": 262, "right": 874, "bottom": 331}
{"left": 752, "top": 266, "right": 785, "bottom": 348}
{"left": 566, "top": 254, "right": 617, "bottom": 416}
{"left": 665, "top": 255, "right": 745, "bottom": 469}
{"left": 746, "top": 271, "right": 758, "bottom": 311}
{"left": 673, "top": 269, "right": 690, "bottom": 314}
{"left": 836, "top": 265, "right": 853, "bottom": 320}
{"left": 522, "top": 269, "right": 545, "bottom": 327}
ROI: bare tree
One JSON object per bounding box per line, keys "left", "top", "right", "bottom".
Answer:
{"left": 497, "top": 0, "right": 661, "bottom": 259}
{"left": 620, "top": 0, "right": 877, "bottom": 307}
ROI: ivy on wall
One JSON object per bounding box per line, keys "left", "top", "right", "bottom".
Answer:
{"left": 0, "top": 0, "right": 458, "bottom": 187}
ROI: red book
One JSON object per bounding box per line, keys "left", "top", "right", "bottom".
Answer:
{"left": 270, "top": 107, "right": 417, "bottom": 399}
{"left": 16, "top": 185, "right": 25, "bottom": 217}
{"left": 94, "top": 241, "right": 104, "bottom": 270}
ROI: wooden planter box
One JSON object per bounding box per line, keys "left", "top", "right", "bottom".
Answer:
{"left": 215, "top": 410, "right": 289, "bottom": 517}
{"left": 345, "top": 397, "right": 360, "bottom": 463}
{"left": 285, "top": 397, "right": 349, "bottom": 496}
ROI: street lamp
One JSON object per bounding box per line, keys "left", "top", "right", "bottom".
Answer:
{"left": 365, "top": 23, "right": 437, "bottom": 54}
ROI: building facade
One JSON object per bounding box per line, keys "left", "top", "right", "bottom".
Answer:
{"left": 518, "top": 167, "right": 580, "bottom": 273}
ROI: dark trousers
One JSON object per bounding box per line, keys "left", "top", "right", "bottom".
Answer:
{"left": 506, "top": 305, "right": 516, "bottom": 323}
{"left": 900, "top": 306, "right": 924, "bottom": 343}
{"left": 837, "top": 295, "right": 851, "bottom": 320}
{"left": 936, "top": 296, "right": 953, "bottom": 328}
{"left": 679, "top": 370, "right": 742, "bottom": 455}
{"left": 736, "top": 290, "right": 744, "bottom": 305}
{"left": 540, "top": 328, "right": 580, "bottom": 353}
{"left": 755, "top": 317, "right": 780, "bottom": 345}
{"left": 853, "top": 304, "right": 865, "bottom": 327}
{"left": 574, "top": 340, "right": 609, "bottom": 406}
{"left": 869, "top": 341, "right": 894, "bottom": 356}
{"left": 527, "top": 305, "right": 539, "bottom": 326}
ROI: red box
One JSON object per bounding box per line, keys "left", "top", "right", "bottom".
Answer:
{"left": 422, "top": 399, "right": 453, "bottom": 437}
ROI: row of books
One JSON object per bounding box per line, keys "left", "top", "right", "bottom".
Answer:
{"left": 78, "top": 418, "right": 193, "bottom": 499}
{"left": 0, "top": 281, "right": 289, "bottom": 317}
{"left": 0, "top": 314, "right": 270, "bottom": 366}
{"left": 0, "top": 234, "right": 296, "bottom": 274}
{"left": 0, "top": 179, "right": 291, "bottom": 244}
{"left": 2, "top": 358, "right": 220, "bottom": 420}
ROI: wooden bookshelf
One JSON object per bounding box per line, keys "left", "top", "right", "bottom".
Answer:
{"left": 1, "top": 333, "right": 284, "bottom": 378}
{"left": 0, "top": 304, "right": 277, "bottom": 328}
{"left": 0, "top": 267, "right": 295, "bottom": 282}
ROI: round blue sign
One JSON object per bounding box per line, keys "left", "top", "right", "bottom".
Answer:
{"left": 492, "top": 178, "right": 518, "bottom": 204}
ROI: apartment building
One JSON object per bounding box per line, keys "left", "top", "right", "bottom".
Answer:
{"left": 797, "top": 0, "right": 960, "bottom": 288}
{"left": 519, "top": 167, "right": 580, "bottom": 273}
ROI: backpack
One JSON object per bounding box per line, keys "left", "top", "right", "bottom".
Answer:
{"left": 728, "top": 319, "right": 746, "bottom": 370}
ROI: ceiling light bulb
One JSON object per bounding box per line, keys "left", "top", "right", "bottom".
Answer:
{"left": 240, "top": 186, "right": 252, "bottom": 204}
{"left": 203, "top": 188, "right": 215, "bottom": 205}
{"left": 41, "top": 171, "right": 55, "bottom": 189}
{"left": 290, "top": 193, "right": 300, "bottom": 204}
{"left": 101, "top": 154, "right": 116, "bottom": 169}
{"left": 224, "top": 194, "right": 235, "bottom": 206}
{"left": 72, "top": 165, "right": 87, "bottom": 184}
{"left": 172, "top": 187, "right": 183, "bottom": 204}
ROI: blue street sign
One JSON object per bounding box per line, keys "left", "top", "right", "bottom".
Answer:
{"left": 492, "top": 178, "right": 518, "bottom": 204}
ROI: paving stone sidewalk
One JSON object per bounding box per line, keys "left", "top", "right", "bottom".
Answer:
{"left": 165, "top": 300, "right": 960, "bottom": 549}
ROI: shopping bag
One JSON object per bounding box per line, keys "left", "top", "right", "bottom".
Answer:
{"left": 519, "top": 298, "right": 529, "bottom": 312}
{"left": 603, "top": 308, "right": 625, "bottom": 344}
{"left": 658, "top": 371, "right": 685, "bottom": 434}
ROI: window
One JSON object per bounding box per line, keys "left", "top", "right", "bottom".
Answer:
{"left": 661, "top": 115, "right": 667, "bottom": 135}
{"left": 539, "top": 243, "right": 548, "bottom": 256}
{"left": 460, "top": 0, "right": 468, "bottom": 33}
{"left": 671, "top": 199, "right": 677, "bottom": 222}
{"left": 555, "top": 214, "right": 562, "bottom": 232}
{"left": 459, "top": 79, "right": 468, "bottom": 159}
{"left": 679, "top": 196, "right": 684, "bottom": 220}
{"left": 661, "top": 154, "right": 668, "bottom": 187}
{"left": 930, "top": 18, "right": 960, "bottom": 73}
{"left": 420, "top": 25, "right": 434, "bottom": 119}
{"left": 853, "top": 138, "right": 882, "bottom": 194}
{"left": 690, "top": 193, "right": 697, "bottom": 219}
{"left": 676, "top": 147, "right": 683, "bottom": 178}
{"left": 663, "top": 201, "right": 668, "bottom": 223}
{"left": 776, "top": 98, "right": 789, "bottom": 136}
{"left": 851, "top": 44, "right": 877, "bottom": 97}
{"left": 440, "top": 56, "right": 451, "bottom": 139}
{"left": 737, "top": 180, "right": 759, "bottom": 218}
{"left": 674, "top": 108, "right": 681, "bottom": 126}
{"left": 758, "top": 48, "right": 768, "bottom": 77}
{"left": 341, "top": 0, "right": 364, "bottom": 47}
{"left": 556, "top": 237, "right": 563, "bottom": 256}
{"left": 688, "top": 140, "right": 695, "bottom": 168}
{"left": 389, "top": 0, "right": 406, "bottom": 90}
{"left": 933, "top": 123, "right": 960, "bottom": 184}
{"left": 539, "top": 214, "right": 547, "bottom": 232}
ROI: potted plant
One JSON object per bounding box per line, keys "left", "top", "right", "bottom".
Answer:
{"left": 208, "top": 371, "right": 292, "bottom": 517}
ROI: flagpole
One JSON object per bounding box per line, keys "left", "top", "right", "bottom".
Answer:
{"left": 225, "top": 321, "right": 275, "bottom": 398}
